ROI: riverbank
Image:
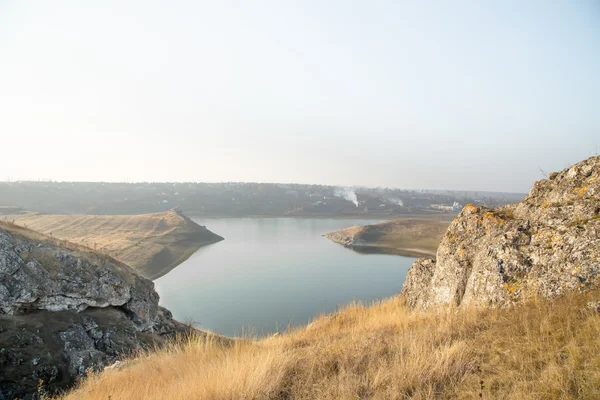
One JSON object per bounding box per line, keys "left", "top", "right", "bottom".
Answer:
{"left": 324, "top": 218, "right": 450, "bottom": 258}
{"left": 3, "top": 210, "right": 223, "bottom": 279}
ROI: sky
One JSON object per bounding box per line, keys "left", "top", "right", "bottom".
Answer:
{"left": 0, "top": 1, "right": 599, "bottom": 193}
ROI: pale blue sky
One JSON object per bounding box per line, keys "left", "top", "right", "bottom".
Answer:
{"left": 0, "top": 1, "right": 598, "bottom": 192}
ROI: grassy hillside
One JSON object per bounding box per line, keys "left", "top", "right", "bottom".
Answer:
{"left": 0, "top": 220, "right": 124, "bottom": 268}
{"left": 325, "top": 218, "right": 451, "bottom": 257}
{"left": 62, "top": 291, "right": 600, "bottom": 399}
{"left": 4, "top": 211, "right": 223, "bottom": 279}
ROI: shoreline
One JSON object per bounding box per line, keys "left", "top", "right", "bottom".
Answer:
{"left": 346, "top": 243, "right": 437, "bottom": 258}
{"left": 186, "top": 213, "right": 456, "bottom": 221}
{"left": 147, "top": 237, "right": 223, "bottom": 281}
{"left": 323, "top": 218, "right": 449, "bottom": 259}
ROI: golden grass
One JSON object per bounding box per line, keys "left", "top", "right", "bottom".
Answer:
{"left": 62, "top": 291, "right": 600, "bottom": 399}
{"left": 0, "top": 220, "right": 127, "bottom": 271}
{"left": 326, "top": 218, "right": 450, "bottom": 257}
{"left": 3, "top": 211, "right": 222, "bottom": 279}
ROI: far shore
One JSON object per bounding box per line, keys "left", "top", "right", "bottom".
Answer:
{"left": 347, "top": 244, "right": 437, "bottom": 258}
{"left": 186, "top": 212, "right": 457, "bottom": 221}
{"left": 324, "top": 218, "right": 451, "bottom": 258}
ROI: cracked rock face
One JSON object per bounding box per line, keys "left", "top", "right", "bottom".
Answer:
{"left": 0, "top": 230, "right": 159, "bottom": 331}
{"left": 401, "top": 155, "right": 600, "bottom": 309}
{"left": 0, "top": 226, "right": 182, "bottom": 399}
{"left": 0, "top": 308, "right": 167, "bottom": 400}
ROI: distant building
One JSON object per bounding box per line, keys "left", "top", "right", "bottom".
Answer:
{"left": 431, "top": 202, "right": 461, "bottom": 212}
{"left": 431, "top": 204, "right": 454, "bottom": 211}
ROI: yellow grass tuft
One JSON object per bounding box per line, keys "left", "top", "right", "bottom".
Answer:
{"left": 61, "top": 291, "right": 600, "bottom": 399}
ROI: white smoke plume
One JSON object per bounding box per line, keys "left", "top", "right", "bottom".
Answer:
{"left": 389, "top": 198, "right": 404, "bottom": 206}
{"left": 334, "top": 188, "right": 359, "bottom": 207}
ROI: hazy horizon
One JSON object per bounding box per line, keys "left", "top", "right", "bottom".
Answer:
{"left": 1, "top": 1, "right": 599, "bottom": 193}
{"left": 0, "top": 178, "right": 530, "bottom": 196}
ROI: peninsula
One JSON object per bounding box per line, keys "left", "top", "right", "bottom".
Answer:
{"left": 325, "top": 217, "right": 451, "bottom": 257}
{"left": 3, "top": 210, "right": 223, "bottom": 280}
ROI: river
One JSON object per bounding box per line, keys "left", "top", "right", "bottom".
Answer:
{"left": 154, "top": 218, "right": 415, "bottom": 337}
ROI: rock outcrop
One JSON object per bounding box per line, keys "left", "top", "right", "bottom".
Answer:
{"left": 401, "top": 156, "right": 600, "bottom": 309}
{"left": 0, "top": 228, "right": 161, "bottom": 331}
{"left": 0, "top": 223, "right": 185, "bottom": 399}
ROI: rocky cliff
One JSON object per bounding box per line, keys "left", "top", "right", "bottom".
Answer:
{"left": 0, "top": 223, "right": 186, "bottom": 399}
{"left": 401, "top": 156, "right": 600, "bottom": 309}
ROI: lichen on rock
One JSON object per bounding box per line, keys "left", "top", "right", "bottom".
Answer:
{"left": 401, "top": 155, "right": 600, "bottom": 309}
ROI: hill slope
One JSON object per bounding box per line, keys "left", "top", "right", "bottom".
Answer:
{"left": 63, "top": 291, "right": 600, "bottom": 400}
{"left": 4, "top": 210, "right": 223, "bottom": 279}
{"left": 325, "top": 218, "right": 450, "bottom": 257}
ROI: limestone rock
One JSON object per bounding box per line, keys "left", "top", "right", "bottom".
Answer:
{"left": 0, "top": 229, "right": 159, "bottom": 331}
{"left": 587, "top": 301, "right": 600, "bottom": 313}
{"left": 401, "top": 155, "right": 600, "bottom": 309}
{"left": 0, "top": 225, "right": 185, "bottom": 399}
{"left": 0, "top": 308, "right": 159, "bottom": 399}
{"left": 401, "top": 259, "right": 436, "bottom": 308}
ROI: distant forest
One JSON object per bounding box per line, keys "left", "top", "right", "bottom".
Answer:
{"left": 0, "top": 181, "right": 525, "bottom": 217}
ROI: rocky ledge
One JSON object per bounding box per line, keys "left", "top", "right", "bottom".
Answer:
{"left": 401, "top": 156, "right": 600, "bottom": 309}
{"left": 0, "top": 224, "right": 186, "bottom": 399}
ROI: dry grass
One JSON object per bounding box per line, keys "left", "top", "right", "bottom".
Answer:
{"left": 3, "top": 211, "right": 222, "bottom": 279}
{"left": 326, "top": 218, "right": 450, "bottom": 257}
{"left": 0, "top": 220, "right": 122, "bottom": 269}
{"left": 62, "top": 291, "right": 600, "bottom": 399}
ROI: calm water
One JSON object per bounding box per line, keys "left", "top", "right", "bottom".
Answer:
{"left": 154, "top": 218, "right": 415, "bottom": 337}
